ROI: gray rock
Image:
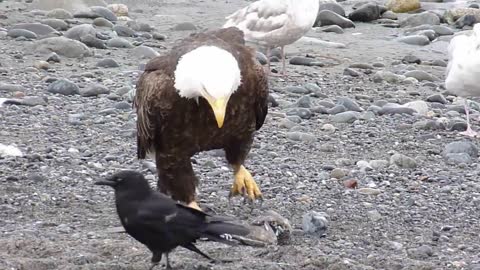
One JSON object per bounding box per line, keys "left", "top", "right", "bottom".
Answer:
{"left": 404, "top": 70, "right": 438, "bottom": 81}
{"left": 90, "top": 6, "right": 117, "bottom": 22}
{"left": 132, "top": 45, "right": 160, "bottom": 59}
{"left": 302, "top": 211, "right": 328, "bottom": 236}
{"left": 445, "top": 153, "right": 473, "bottom": 165}
{"left": 47, "top": 79, "right": 79, "bottom": 96}
{"left": 93, "top": 17, "right": 114, "bottom": 28}
{"left": 431, "top": 25, "right": 454, "bottom": 35}
{"left": 113, "top": 25, "right": 135, "bottom": 37}
{"left": 284, "top": 86, "right": 310, "bottom": 94}
{"left": 10, "top": 23, "right": 58, "bottom": 36}
{"left": 152, "top": 32, "right": 167, "bottom": 41}
{"left": 382, "top": 10, "right": 398, "bottom": 20}
{"left": 106, "top": 37, "right": 134, "bottom": 48}
{"left": 316, "top": 10, "right": 355, "bottom": 28}
{"left": 327, "top": 105, "right": 347, "bottom": 114}
{"left": 114, "top": 101, "right": 132, "bottom": 110}
{"left": 390, "top": 153, "right": 417, "bottom": 168}
{"left": 348, "top": 4, "right": 381, "bottom": 22}
{"left": 172, "top": 22, "right": 197, "bottom": 31}
{"left": 426, "top": 94, "right": 447, "bottom": 104}
{"left": 29, "top": 37, "right": 92, "bottom": 58}
{"left": 74, "top": 10, "right": 100, "bottom": 19}
{"left": 397, "top": 35, "right": 430, "bottom": 46}
{"left": 289, "top": 57, "right": 319, "bottom": 66}
{"left": 286, "top": 108, "right": 312, "bottom": 119}
{"left": 373, "top": 71, "right": 404, "bottom": 83}
{"left": 349, "top": 63, "right": 374, "bottom": 69}
{"left": 46, "top": 8, "right": 73, "bottom": 19}
{"left": 47, "top": 52, "right": 61, "bottom": 63}
{"left": 331, "top": 111, "right": 361, "bottom": 123}
{"left": 379, "top": 106, "right": 416, "bottom": 115}
{"left": 80, "top": 84, "right": 110, "bottom": 97}
{"left": 7, "top": 29, "right": 37, "bottom": 39}
{"left": 295, "top": 96, "right": 312, "bottom": 108}
{"left": 343, "top": 67, "right": 360, "bottom": 77}
{"left": 403, "top": 100, "right": 429, "bottom": 115}
{"left": 80, "top": 34, "right": 106, "bottom": 49}
{"left": 96, "top": 58, "right": 119, "bottom": 68}
{"left": 0, "top": 83, "right": 26, "bottom": 92}
{"left": 400, "top": 12, "right": 440, "bottom": 28}
{"left": 65, "top": 24, "right": 97, "bottom": 41}
{"left": 407, "top": 245, "right": 433, "bottom": 259}
{"left": 318, "top": 2, "right": 346, "bottom": 17}
{"left": 40, "top": 19, "right": 69, "bottom": 31}
{"left": 286, "top": 132, "right": 316, "bottom": 142}
{"left": 443, "top": 141, "right": 478, "bottom": 158}
{"left": 402, "top": 54, "right": 421, "bottom": 64}
{"left": 126, "top": 20, "right": 154, "bottom": 32}
{"left": 321, "top": 25, "right": 345, "bottom": 34}
{"left": 337, "top": 97, "right": 363, "bottom": 112}
{"left": 414, "top": 29, "right": 437, "bottom": 41}
{"left": 454, "top": 15, "right": 477, "bottom": 29}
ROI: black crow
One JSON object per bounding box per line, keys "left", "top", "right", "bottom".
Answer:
{"left": 95, "top": 170, "right": 250, "bottom": 270}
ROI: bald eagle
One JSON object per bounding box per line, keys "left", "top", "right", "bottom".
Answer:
{"left": 133, "top": 27, "right": 269, "bottom": 211}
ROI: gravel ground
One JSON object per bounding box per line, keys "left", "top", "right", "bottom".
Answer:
{"left": 1, "top": 0, "right": 480, "bottom": 269}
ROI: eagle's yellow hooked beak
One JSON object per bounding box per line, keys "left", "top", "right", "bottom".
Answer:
{"left": 206, "top": 97, "right": 229, "bottom": 128}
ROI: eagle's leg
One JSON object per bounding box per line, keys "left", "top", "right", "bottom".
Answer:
{"left": 157, "top": 155, "right": 202, "bottom": 211}
{"left": 149, "top": 252, "right": 161, "bottom": 270}
{"left": 225, "top": 139, "right": 262, "bottom": 202}
{"left": 460, "top": 98, "right": 479, "bottom": 137}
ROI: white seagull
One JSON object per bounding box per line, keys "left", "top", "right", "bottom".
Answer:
{"left": 223, "top": 0, "right": 320, "bottom": 76}
{"left": 445, "top": 23, "right": 480, "bottom": 137}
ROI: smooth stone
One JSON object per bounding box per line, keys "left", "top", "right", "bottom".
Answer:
{"left": 404, "top": 70, "right": 438, "bottom": 81}
{"left": 7, "top": 29, "right": 37, "bottom": 39}
{"left": 295, "top": 96, "right": 312, "bottom": 108}
{"left": 386, "top": 0, "right": 420, "bottom": 13}
{"left": 373, "top": 71, "right": 404, "bottom": 83}
{"left": 93, "top": 17, "right": 114, "bottom": 28}
{"left": 40, "top": 19, "right": 69, "bottom": 31}
{"left": 318, "top": 2, "right": 346, "bottom": 17}
{"left": 46, "top": 8, "right": 73, "bottom": 19}
{"left": 286, "top": 132, "right": 316, "bottom": 142}
{"left": 382, "top": 10, "right": 398, "bottom": 20}
{"left": 390, "top": 153, "right": 417, "bottom": 168}
{"left": 327, "top": 105, "right": 347, "bottom": 115}
{"left": 431, "top": 25, "right": 454, "bottom": 35}
{"left": 321, "top": 25, "right": 344, "bottom": 34}
{"left": 106, "top": 38, "right": 134, "bottom": 48}
{"left": 47, "top": 79, "right": 79, "bottom": 96}
{"left": 349, "top": 63, "right": 374, "bottom": 69}
{"left": 400, "top": 12, "right": 440, "bottom": 28}
{"left": 10, "top": 23, "right": 58, "bottom": 36}
{"left": 113, "top": 25, "right": 135, "bottom": 37}
{"left": 80, "top": 84, "right": 110, "bottom": 97}
{"left": 302, "top": 211, "right": 328, "bottom": 235}
{"left": 126, "top": 20, "right": 154, "bottom": 32}
{"left": 331, "top": 111, "right": 361, "bottom": 123}
{"left": 90, "top": 6, "right": 118, "bottom": 22}
{"left": 402, "top": 54, "right": 421, "bottom": 64}
{"left": 337, "top": 97, "right": 363, "bottom": 112}
{"left": 29, "top": 37, "right": 92, "bottom": 58}
{"left": 403, "top": 100, "right": 429, "bottom": 115}
{"left": 348, "top": 4, "right": 381, "bottom": 22}
{"left": 96, "top": 58, "right": 119, "bottom": 68}
{"left": 379, "top": 106, "right": 416, "bottom": 115}
{"left": 286, "top": 108, "right": 312, "bottom": 119}
{"left": 444, "top": 153, "right": 472, "bottom": 165}
{"left": 397, "top": 35, "right": 430, "bottom": 45}
{"left": 316, "top": 10, "right": 355, "bottom": 28}
{"left": 172, "top": 22, "right": 197, "bottom": 31}
{"left": 65, "top": 24, "right": 97, "bottom": 41}
{"left": 80, "top": 34, "right": 107, "bottom": 49}
{"left": 132, "top": 45, "right": 160, "bottom": 59}
{"left": 443, "top": 141, "right": 478, "bottom": 158}
{"left": 427, "top": 94, "right": 447, "bottom": 104}
{"left": 343, "top": 67, "right": 360, "bottom": 77}
{"left": 284, "top": 86, "right": 310, "bottom": 94}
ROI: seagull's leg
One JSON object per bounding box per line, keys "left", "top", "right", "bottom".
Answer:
{"left": 281, "top": 45, "right": 287, "bottom": 76}
{"left": 165, "top": 253, "right": 172, "bottom": 270}
{"left": 460, "top": 98, "right": 479, "bottom": 137}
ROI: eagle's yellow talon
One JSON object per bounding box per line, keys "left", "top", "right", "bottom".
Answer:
{"left": 229, "top": 165, "right": 262, "bottom": 201}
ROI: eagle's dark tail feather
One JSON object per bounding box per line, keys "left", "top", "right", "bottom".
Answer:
{"left": 202, "top": 222, "right": 250, "bottom": 245}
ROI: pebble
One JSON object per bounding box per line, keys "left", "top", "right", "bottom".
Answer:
{"left": 40, "top": 19, "right": 69, "bottom": 31}
{"left": 397, "top": 35, "right": 430, "bottom": 46}
{"left": 367, "top": 210, "right": 382, "bottom": 222}
{"left": 343, "top": 68, "right": 360, "bottom": 77}
{"left": 431, "top": 25, "right": 454, "bottom": 36}
{"left": 316, "top": 10, "right": 355, "bottom": 28}
{"left": 80, "top": 34, "right": 107, "bottom": 49}
{"left": 93, "top": 17, "right": 114, "bottom": 28}
{"left": 403, "top": 100, "right": 429, "bottom": 115}
{"left": 337, "top": 97, "right": 363, "bottom": 112}
{"left": 34, "top": 60, "right": 50, "bottom": 70}
{"left": 443, "top": 141, "right": 478, "bottom": 158}
{"left": 10, "top": 23, "right": 58, "bottom": 36}
{"left": 113, "top": 25, "right": 135, "bottom": 37}
{"left": 96, "top": 58, "right": 120, "bottom": 68}
{"left": 331, "top": 111, "right": 361, "bottom": 123}
{"left": 402, "top": 54, "right": 421, "bottom": 64}
{"left": 47, "top": 79, "right": 80, "bottom": 96}
{"left": 379, "top": 106, "right": 416, "bottom": 115}
{"left": 284, "top": 86, "right": 310, "bottom": 94}
{"left": 286, "top": 108, "right": 312, "bottom": 119}
{"left": 29, "top": 37, "right": 92, "bottom": 58}
{"left": 46, "top": 8, "right": 73, "bottom": 19}
{"left": 107, "top": 38, "right": 134, "bottom": 48}
{"left": 407, "top": 245, "right": 433, "bottom": 259}
{"left": 127, "top": 21, "right": 154, "bottom": 32}
{"left": 172, "top": 22, "right": 197, "bottom": 31}
{"left": 302, "top": 211, "right": 328, "bottom": 236}
{"left": 382, "top": 10, "right": 398, "bottom": 20}
{"left": 132, "top": 45, "right": 160, "bottom": 59}
{"left": 0, "top": 83, "right": 26, "bottom": 92}
{"left": 279, "top": 118, "right": 297, "bottom": 129}
{"left": 369, "top": 160, "right": 389, "bottom": 170}
{"left": 348, "top": 4, "right": 381, "bottom": 22}
{"left": 7, "top": 29, "right": 37, "bottom": 39}
{"left": 343, "top": 179, "right": 358, "bottom": 188}
{"left": 330, "top": 168, "right": 346, "bottom": 179}
{"left": 295, "top": 96, "right": 312, "bottom": 108}
{"left": 80, "top": 84, "right": 110, "bottom": 97}
{"left": 289, "top": 56, "right": 321, "bottom": 66}
{"left": 327, "top": 105, "right": 346, "bottom": 115}
{"left": 390, "top": 153, "right": 417, "bottom": 168}
{"left": 358, "top": 188, "right": 382, "bottom": 195}
{"left": 91, "top": 6, "right": 118, "bottom": 22}
{"left": 321, "top": 25, "right": 344, "bottom": 34}
{"left": 373, "top": 71, "right": 404, "bottom": 83}
{"left": 114, "top": 101, "right": 132, "bottom": 110}
{"left": 285, "top": 132, "right": 316, "bottom": 142}
{"left": 426, "top": 94, "right": 447, "bottom": 104}
{"left": 321, "top": 123, "right": 336, "bottom": 132}
{"left": 152, "top": 32, "right": 166, "bottom": 41}
{"left": 400, "top": 12, "right": 440, "bottom": 28}
{"left": 317, "top": 2, "right": 346, "bottom": 17}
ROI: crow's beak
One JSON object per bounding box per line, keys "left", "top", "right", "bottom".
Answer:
{"left": 94, "top": 178, "right": 116, "bottom": 187}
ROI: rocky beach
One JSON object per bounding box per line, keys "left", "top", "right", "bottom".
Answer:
{"left": 1, "top": 0, "right": 480, "bottom": 269}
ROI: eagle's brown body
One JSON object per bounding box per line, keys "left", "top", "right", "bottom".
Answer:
{"left": 134, "top": 27, "right": 269, "bottom": 204}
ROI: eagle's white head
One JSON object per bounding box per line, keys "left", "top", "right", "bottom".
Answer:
{"left": 174, "top": 45, "right": 242, "bottom": 128}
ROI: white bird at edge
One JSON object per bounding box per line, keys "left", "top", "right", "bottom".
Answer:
{"left": 445, "top": 23, "right": 480, "bottom": 138}
{"left": 223, "top": 0, "right": 320, "bottom": 77}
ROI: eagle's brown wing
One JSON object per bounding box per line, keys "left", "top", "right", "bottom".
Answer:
{"left": 134, "top": 56, "right": 175, "bottom": 159}
{"left": 253, "top": 62, "right": 269, "bottom": 130}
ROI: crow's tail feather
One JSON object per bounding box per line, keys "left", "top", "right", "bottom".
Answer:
{"left": 202, "top": 222, "right": 250, "bottom": 245}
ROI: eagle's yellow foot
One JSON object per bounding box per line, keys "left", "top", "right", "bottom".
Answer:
{"left": 229, "top": 165, "right": 263, "bottom": 202}
{"left": 187, "top": 201, "right": 202, "bottom": 211}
